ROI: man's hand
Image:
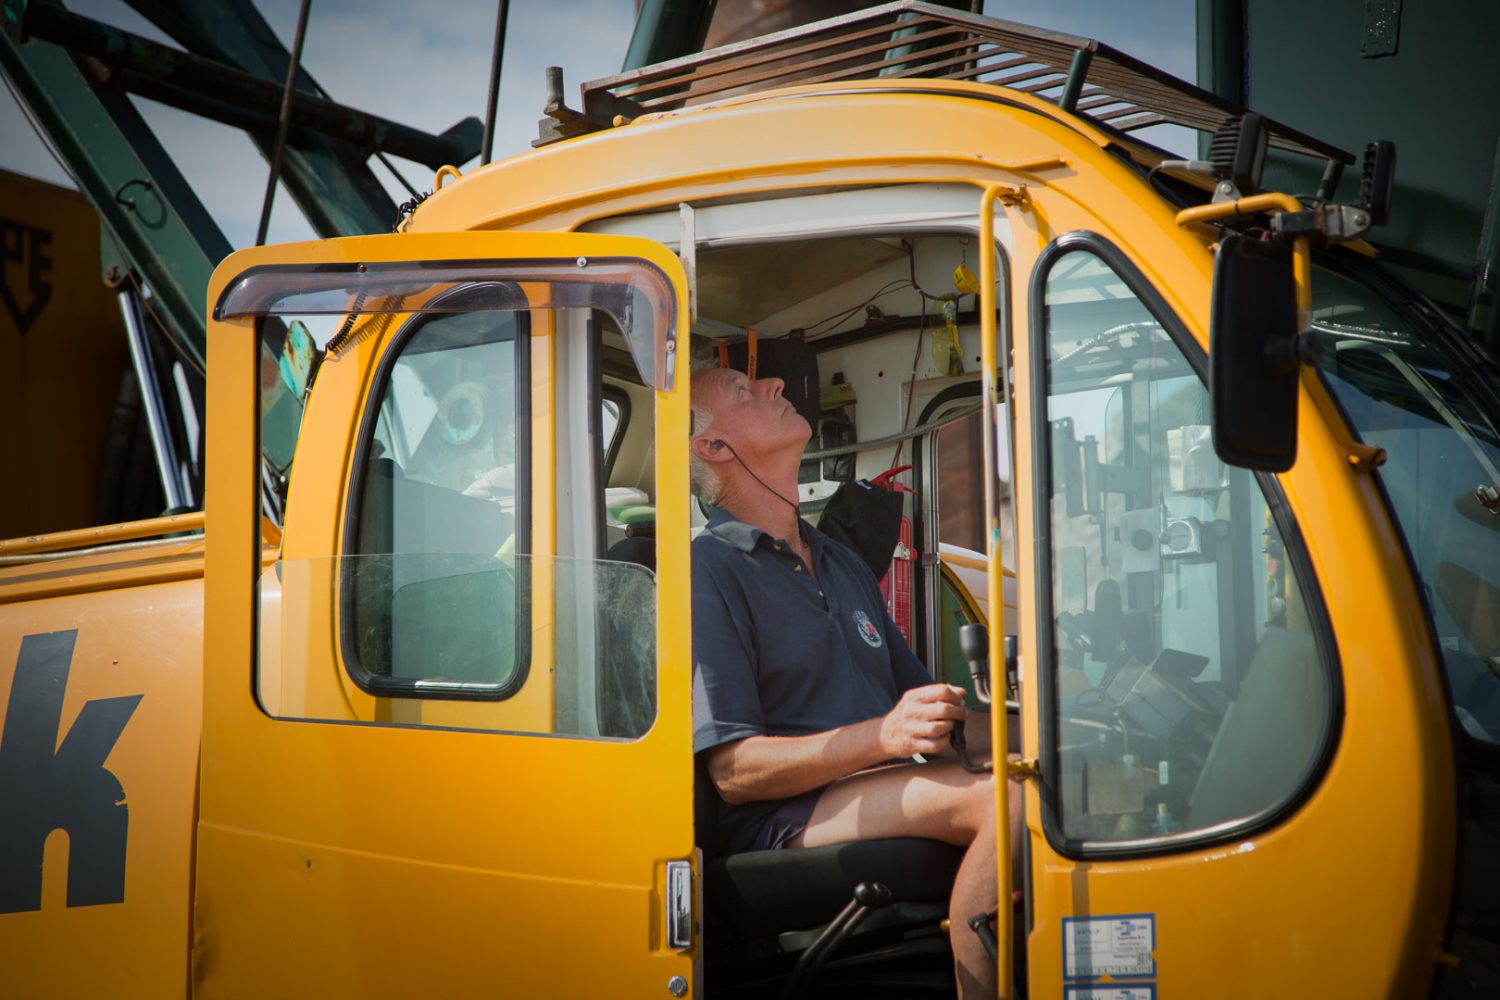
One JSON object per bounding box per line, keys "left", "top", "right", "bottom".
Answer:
{"left": 704, "top": 685, "right": 972, "bottom": 805}
{"left": 878, "top": 684, "right": 967, "bottom": 757}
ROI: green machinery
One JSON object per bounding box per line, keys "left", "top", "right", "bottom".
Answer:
{"left": 1, "top": 0, "right": 482, "bottom": 520}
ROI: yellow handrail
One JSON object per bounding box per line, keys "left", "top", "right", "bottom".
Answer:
{"left": 1175, "top": 192, "right": 1310, "bottom": 321}
{"left": 0, "top": 511, "right": 205, "bottom": 557}
{"left": 978, "top": 181, "right": 1016, "bottom": 1000}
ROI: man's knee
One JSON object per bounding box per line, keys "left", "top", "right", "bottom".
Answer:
{"left": 942, "top": 767, "right": 997, "bottom": 841}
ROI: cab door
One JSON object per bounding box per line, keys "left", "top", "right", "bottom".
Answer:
{"left": 199, "top": 233, "right": 696, "bottom": 997}
{"left": 1008, "top": 227, "right": 1454, "bottom": 997}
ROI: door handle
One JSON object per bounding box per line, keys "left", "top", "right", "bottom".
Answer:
{"left": 666, "top": 860, "right": 693, "bottom": 950}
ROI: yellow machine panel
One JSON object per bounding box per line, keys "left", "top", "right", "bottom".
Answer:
{"left": 0, "top": 547, "right": 203, "bottom": 998}
{"left": 195, "top": 232, "right": 695, "bottom": 996}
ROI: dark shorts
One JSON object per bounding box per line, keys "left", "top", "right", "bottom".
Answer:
{"left": 750, "top": 785, "right": 824, "bottom": 852}
{"left": 736, "top": 759, "right": 922, "bottom": 854}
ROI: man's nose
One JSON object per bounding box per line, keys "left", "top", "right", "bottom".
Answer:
{"left": 758, "top": 377, "right": 785, "bottom": 399}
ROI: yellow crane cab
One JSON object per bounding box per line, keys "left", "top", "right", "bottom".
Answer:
{"left": 4, "top": 3, "right": 1498, "bottom": 998}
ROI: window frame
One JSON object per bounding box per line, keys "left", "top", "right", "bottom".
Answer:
{"left": 336, "top": 287, "right": 534, "bottom": 701}
{"left": 1028, "top": 230, "right": 1344, "bottom": 860}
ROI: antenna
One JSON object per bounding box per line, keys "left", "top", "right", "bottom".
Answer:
{"left": 480, "top": 1, "right": 511, "bottom": 165}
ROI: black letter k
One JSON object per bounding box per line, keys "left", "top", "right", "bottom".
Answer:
{"left": 0, "top": 630, "right": 142, "bottom": 913}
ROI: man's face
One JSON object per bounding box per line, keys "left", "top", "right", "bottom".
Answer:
{"left": 696, "top": 368, "right": 812, "bottom": 459}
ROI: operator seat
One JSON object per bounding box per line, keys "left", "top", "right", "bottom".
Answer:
{"left": 607, "top": 525, "right": 973, "bottom": 995}
{"left": 705, "top": 836, "right": 964, "bottom": 937}
{"left": 606, "top": 531, "right": 656, "bottom": 573}
{"left": 697, "top": 756, "right": 966, "bottom": 998}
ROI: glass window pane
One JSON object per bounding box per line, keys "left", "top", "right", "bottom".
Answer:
{"left": 936, "top": 411, "right": 986, "bottom": 554}
{"left": 602, "top": 398, "right": 622, "bottom": 456}
{"left": 259, "top": 554, "right": 655, "bottom": 740}
{"left": 1042, "top": 249, "right": 1333, "bottom": 845}
{"left": 937, "top": 567, "right": 986, "bottom": 701}
{"left": 349, "top": 307, "right": 525, "bottom": 693}
{"left": 1310, "top": 264, "right": 1500, "bottom": 745}
{"left": 933, "top": 403, "right": 1015, "bottom": 700}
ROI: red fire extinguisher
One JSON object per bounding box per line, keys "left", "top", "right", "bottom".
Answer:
{"left": 870, "top": 465, "right": 916, "bottom": 645}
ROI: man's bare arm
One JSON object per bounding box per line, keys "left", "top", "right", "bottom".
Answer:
{"left": 706, "top": 683, "right": 966, "bottom": 804}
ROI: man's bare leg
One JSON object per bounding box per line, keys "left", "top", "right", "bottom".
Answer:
{"left": 786, "top": 762, "right": 1017, "bottom": 999}
{"left": 951, "top": 804, "right": 998, "bottom": 998}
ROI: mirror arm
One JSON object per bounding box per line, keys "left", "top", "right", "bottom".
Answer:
{"left": 1181, "top": 195, "right": 1386, "bottom": 473}
{"left": 1177, "top": 192, "right": 1311, "bottom": 315}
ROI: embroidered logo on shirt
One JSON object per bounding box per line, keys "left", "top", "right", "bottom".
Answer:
{"left": 852, "top": 610, "right": 883, "bottom": 648}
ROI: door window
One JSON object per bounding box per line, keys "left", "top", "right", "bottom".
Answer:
{"left": 1038, "top": 242, "right": 1336, "bottom": 848}
{"left": 936, "top": 408, "right": 986, "bottom": 554}
{"left": 935, "top": 410, "right": 988, "bottom": 698}
{"left": 231, "top": 259, "right": 672, "bottom": 739}
{"left": 930, "top": 400, "right": 1017, "bottom": 698}
{"left": 347, "top": 300, "right": 529, "bottom": 697}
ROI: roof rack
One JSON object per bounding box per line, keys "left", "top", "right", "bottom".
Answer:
{"left": 537, "top": 0, "right": 1350, "bottom": 167}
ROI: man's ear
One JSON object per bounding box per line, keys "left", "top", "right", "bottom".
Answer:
{"left": 690, "top": 435, "right": 735, "bottom": 465}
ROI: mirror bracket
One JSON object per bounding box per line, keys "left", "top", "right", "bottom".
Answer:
{"left": 1270, "top": 204, "right": 1372, "bottom": 246}
{"left": 1182, "top": 195, "right": 1390, "bottom": 475}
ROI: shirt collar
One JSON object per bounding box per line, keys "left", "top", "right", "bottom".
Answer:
{"left": 704, "top": 505, "right": 824, "bottom": 556}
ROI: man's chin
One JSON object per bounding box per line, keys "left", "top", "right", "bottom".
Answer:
{"left": 791, "top": 413, "right": 813, "bottom": 444}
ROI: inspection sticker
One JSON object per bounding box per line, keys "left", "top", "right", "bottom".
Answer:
{"left": 1062, "top": 913, "right": 1156, "bottom": 980}
{"left": 1064, "top": 985, "right": 1156, "bottom": 1000}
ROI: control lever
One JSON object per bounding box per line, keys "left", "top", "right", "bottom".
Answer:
{"left": 968, "top": 908, "right": 1001, "bottom": 964}
{"left": 1003, "top": 633, "right": 1019, "bottom": 699}
{"left": 959, "top": 623, "right": 992, "bottom": 705}
{"left": 780, "top": 882, "right": 892, "bottom": 999}
{"left": 949, "top": 716, "right": 990, "bottom": 775}
{"left": 952, "top": 623, "right": 992, "bottom": 774}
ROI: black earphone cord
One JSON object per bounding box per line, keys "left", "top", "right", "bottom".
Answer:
{"left": 713, "top": 439, "right": 801, "bottom": 514}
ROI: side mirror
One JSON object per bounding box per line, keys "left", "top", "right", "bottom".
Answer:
{"left": 1210, "top": 235, "right": 1301, "bottom": 472}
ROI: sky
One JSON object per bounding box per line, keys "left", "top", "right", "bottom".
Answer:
{"left": 0, "top": 0, "right": 1196, "bottom": 250}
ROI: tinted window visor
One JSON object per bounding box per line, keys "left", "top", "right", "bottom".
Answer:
{"left": 217, "top": 258, "right": 677, "bottom": 390}
{"left": 1311, "top": 262, "right": 1500, "bottom": 746}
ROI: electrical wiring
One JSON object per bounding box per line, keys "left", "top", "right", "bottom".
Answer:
{"left": 801, "top": 279, "right": 915, "bottom": 338}
{"left": 375, "top": 150, "right": 423, "bottom": 201}
{"left": 904, "top": 236, "right": 960, "bottom": 302}
{"left": 890, "top": 237, "right": 956, "bottom": 468}
{"left": 890, "top": 292, "right": 928, "bottom": 470}
{"left": 1144, "top": 161, "right": 1169, "bottom": 199}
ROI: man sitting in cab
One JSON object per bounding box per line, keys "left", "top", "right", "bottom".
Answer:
{"left": 689, "top": 365, "right": 1012, "bottom": 999}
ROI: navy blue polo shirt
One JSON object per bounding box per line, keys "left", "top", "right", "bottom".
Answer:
{"left": 691, "top": 505, "right": 932, "bottom": 857}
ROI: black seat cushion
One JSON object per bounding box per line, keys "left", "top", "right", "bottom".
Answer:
{"left": 706, "top": 838, "right": 964, "bottom": 940}
{"left": 606, "top": 534, "right": 656, "bottom": 573}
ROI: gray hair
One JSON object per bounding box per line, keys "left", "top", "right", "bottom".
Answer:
{"left": 689, "top": 403, "right": 722, "bottom": 505}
